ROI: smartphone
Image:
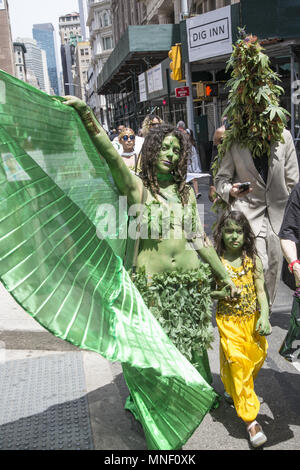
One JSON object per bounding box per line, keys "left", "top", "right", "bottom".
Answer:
{"left": 238, "top": 182, "right": 251, "bottom": 192}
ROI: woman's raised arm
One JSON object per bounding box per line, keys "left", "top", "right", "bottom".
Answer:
{"left": 62, "top": 96, "right": 143, "bottom": 205}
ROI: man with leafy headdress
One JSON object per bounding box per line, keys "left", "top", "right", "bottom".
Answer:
{"left": 213, "top": 30, "right": 299, "bottom": 308}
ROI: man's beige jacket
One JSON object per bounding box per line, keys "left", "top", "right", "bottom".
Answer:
{"left": 215, "top": 129, "right": 299, "bottom": 236}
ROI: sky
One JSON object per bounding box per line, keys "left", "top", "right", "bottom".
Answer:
{"left": 8, "top": 0, "right": 80, "bottom": 75}
{"left": 8, "top": 0, "right": 79, "bottom": 42}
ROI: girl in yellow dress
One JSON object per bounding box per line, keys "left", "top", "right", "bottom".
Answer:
{"left": 212, "top": 210, "right": 272, "bottom": 448}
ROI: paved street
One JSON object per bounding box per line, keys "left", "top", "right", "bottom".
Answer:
{"left": 0, "top": 177, "right": 299, "bottom": 451}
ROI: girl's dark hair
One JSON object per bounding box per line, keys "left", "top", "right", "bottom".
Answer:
{"left": 140, "top": 124, "right": 191, "bottom": 205}
{"left": 213, "top": 210, "right": 258, "bottom": 268}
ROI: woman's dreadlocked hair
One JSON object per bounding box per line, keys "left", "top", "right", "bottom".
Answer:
{"left": 140, "top": 124, "right": 191, "bottom": 205}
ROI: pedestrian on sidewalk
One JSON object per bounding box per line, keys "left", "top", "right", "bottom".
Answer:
{"left": 112, "top": 127, "right": 143, "bottom": 174}
{"left": 141, "top": 114, "right": 163, "bottom": 137}
{"left": 114, "top": 124, "right": 125, "bottom": 139}
{"left": 278, "top": 182, "right": 300, "bottom": 362}
{"left": 176, "top": 120, "right": 186, "bottom": 132}
{"left": 279, "top": 182, "right": 300, "bottom": 289}
{"left": 109, "top": 128, "right": 118, "bottom": 141}
{"left": 212, "top": 210, "right": 272, "bottom": 448}
{"left": 186, "top": 128, "right": 202, "bottom": 199}
{"left": 209, "top": 116, "right": 228, "bottom": 202}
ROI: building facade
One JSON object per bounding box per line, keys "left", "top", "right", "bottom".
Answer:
{"left": 59, "top": 12, "right": 82, "bottom": 45}
{"left": 78, "top": 0, "right": 89, "bottom": 41}
{"left": 73, "top": 40, "right": 91, "bottom": 100}
{"left": 59, "top": 12, "right": 82, "bottom": 95}
{"left": 99, "top": 0, "right": 186, "bottom": 130}
{"left": 16, "top": 37, "right": 51, "bottom": 93}
{"left": 111, "top": 0, "right": 146, "bottom": 45}
{"left": 0, "top": 0, "right": 15, "bottom": 76}
{"left": 86, "top": 0, "right": 114, "bottom": 128}
{"left": 32, "top": 23, "right": 60, "bottom": 95}
{"left": 190, "top": 0, "right": 239, "bottom": 14}
{"left": 13, "top": 42, "right": 27, "bottom": 82}
{"left": 96, "top": 0, "right": 300, "bottom": 169}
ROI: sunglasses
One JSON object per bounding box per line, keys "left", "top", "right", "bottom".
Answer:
{"left": 122, "top": 135, "right": 135, "bottom": 141}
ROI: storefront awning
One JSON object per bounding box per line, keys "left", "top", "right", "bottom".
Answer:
{"left": 97, "top": 24, "right": 180, "bottom": 94}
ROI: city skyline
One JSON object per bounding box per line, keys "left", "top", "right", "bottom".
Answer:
{"left": 8, "top": 0, "right": 79, "bottom": 66}
{"left": 33, "top": 23, "right": 60, "bottom": 95}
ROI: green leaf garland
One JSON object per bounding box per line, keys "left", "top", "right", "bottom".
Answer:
{"left": 132, "top": 266, "right": 214, "bottom": 367}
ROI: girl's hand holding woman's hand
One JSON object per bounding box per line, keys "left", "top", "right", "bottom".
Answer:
{"left": 256, "top": 314, "right": 272, "bottom": 336}
{"left": 222, "top": 278, "right": 241, "bottom": 299}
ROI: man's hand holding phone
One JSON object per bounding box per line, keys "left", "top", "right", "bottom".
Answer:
{"left": 229, "top": 182, "right": 252, "bottom": 198}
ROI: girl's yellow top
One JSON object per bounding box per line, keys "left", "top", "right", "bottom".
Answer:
{"left": 216, "top": 255, "right": 258, "bottom": 317}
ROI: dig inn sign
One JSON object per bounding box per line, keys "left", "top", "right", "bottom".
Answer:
{"left": 187, "top": 5, "right": 232, "bottom": 62}
{"left": 190, "top": 18, "right": 229, "bottom": 47}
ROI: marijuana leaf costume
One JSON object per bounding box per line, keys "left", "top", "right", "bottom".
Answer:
{"left": 0, "top": 69, "right": 219, "bottom": 450}
{"left": 213, "top": 31, "right": 299, "bottom": 305}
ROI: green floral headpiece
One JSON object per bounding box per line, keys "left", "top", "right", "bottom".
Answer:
{"left": 211, "top": 27, "right": 289, "bottom": 180}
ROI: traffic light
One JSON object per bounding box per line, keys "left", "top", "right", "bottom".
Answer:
{"left": 168, "top": 44, "right": 182, "bottom": 81}
{"left": 196, "top": 82, "right": 219, "bottom": 98}
{"left": 205, "top": 83, "right": 219, "bottom": 97}
{"left": 162, "top": 98, "right": 167, "bottom": 106}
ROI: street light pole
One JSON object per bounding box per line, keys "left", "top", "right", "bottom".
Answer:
{"left": 185, "top": 63, "right": 195, "bottom": 135}
{"left": 180, "top": 0, "right": 195, "bottom": 134}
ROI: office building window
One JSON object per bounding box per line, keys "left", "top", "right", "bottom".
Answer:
{"left": 103, "top": 36, "right": 112, "bottom": 50}
{"left": 103, "top": 12, "right": 110, "bottom": 27}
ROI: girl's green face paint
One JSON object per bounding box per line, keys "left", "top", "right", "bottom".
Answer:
{"left": 222, "top": 220, "right": 245, "bottom": 253}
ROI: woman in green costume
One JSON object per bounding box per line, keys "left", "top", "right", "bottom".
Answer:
{"left": 63, "top": 96, "right": 236, "bottom": 384}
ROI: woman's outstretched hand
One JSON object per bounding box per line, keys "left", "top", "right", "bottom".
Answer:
{"left": 61, "top": 95, "right": 88, "bottom": 114}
